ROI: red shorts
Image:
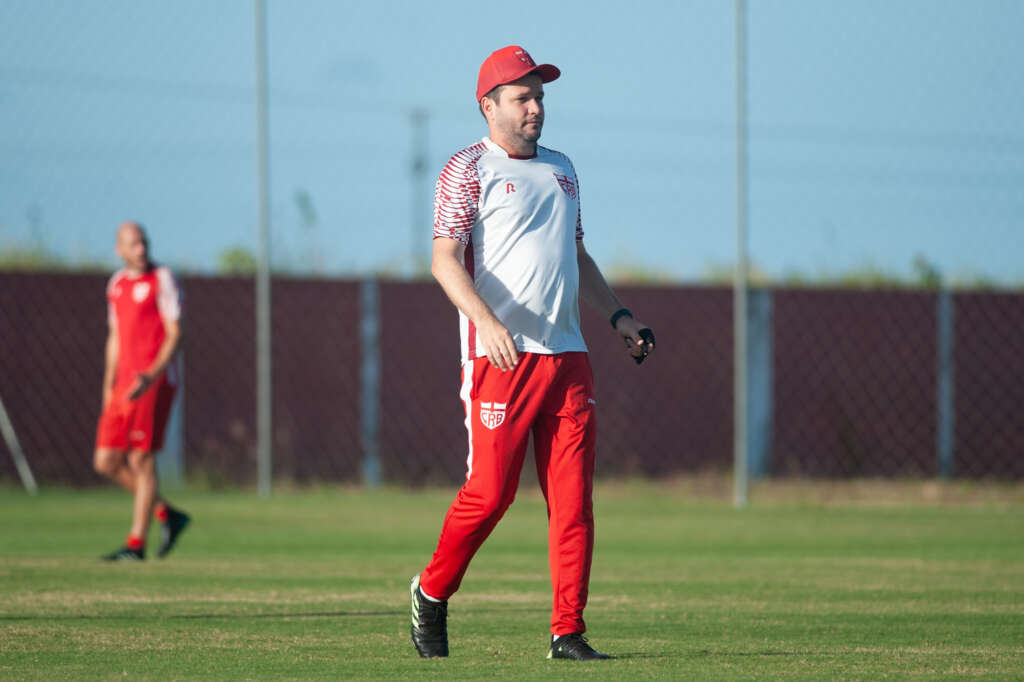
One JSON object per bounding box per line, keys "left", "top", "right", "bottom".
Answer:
{"left": 95, "top": 377, "right": 176, "bottom": 453}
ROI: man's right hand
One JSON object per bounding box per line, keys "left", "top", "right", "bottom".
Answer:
{"left": 102, "top": 386, "right": 113, "bottom": 410}
{"left": 476, "top": 316, "right": 519, "bottom": 372}
{"left": 431, "top": 238, "right": 519, "bottom": 371}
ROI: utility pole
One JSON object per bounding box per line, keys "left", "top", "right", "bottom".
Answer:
{"left": 410, "top": 109, "right": 429, "bottom": 278}
{"left": 254, "top": 0, "right": 273, "bottom": 496}
{"left": 734, "top": 0, "right": 750, "bottom": 509}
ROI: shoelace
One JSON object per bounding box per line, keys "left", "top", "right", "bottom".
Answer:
{"left": 559, "top": 634, "right": 593, "bottom": 652}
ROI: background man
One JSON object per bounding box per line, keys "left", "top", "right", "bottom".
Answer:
{"left": 93, "top": 221, "right": 190, "bottom": 561}
{"left": 410, "top": 45, "right": 655, "bottom": 661}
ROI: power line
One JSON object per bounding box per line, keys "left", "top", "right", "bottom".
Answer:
{"left": 4, "top": 65, "right": 1024, "bottom": 154}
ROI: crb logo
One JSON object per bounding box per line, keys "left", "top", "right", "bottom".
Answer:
{"left": 513, "top": 50, "right": 535, "bottom": 67}
{"left": 479, "top": 401, "right": 507, "bottom": 430}
{"left": 553, "top": 173, "right": 577, "bottom": 200}
{"left": 132, "top": 281, "right": 151, "bottom": 302}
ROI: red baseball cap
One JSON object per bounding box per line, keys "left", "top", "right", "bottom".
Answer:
{"left": 476, "top": 45, "right": 560, "bottom": 102}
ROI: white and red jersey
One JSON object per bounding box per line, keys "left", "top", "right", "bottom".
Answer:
{"left": 434, "top": 137, "right": 587, "bottom": 364}
{"left": 106, "top": 264, "right": 181, "bottom": 391}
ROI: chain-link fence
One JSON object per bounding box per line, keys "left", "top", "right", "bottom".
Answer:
{"left": 180, "top": 276, "right": 366, "bottom": 485}
{"left": 1, "top": 272, "right": 1021, "bottom": 486}
{"left": 2, "top": 4, "right": 1022, "bottom": 487}
{"left": 771, "top": 289, "right": 938, "bottom": 477}
{"left": 0, "top": 273, "right": 106, "bottom": 485}
{"left": 955, "top": 293, "right": 1024, "bottom": 477}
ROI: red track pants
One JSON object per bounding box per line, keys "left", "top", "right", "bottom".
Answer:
{"left": 419, "top": 351, "right": 597, "bottom": 635}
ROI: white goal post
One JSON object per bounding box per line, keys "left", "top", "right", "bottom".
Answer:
{"left": 0, "top": 391, "right": 38, "bottom": 494}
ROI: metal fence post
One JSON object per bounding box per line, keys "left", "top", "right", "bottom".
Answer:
{"left": 733, "top": 0, "right": 749, "bottom": 507}
{"left": 254, "top": 0, "right": 273, "bottom": 496}
{"left": 157, "top": 352, "right": 185, "bottom": 489}
{"left": 360, "top": 279, "right": 381, "bottom": 486}
{"left": 747, "top": 289, "right": 773, "bottom": 478}
{"left": 936, "top": 289, "right": 955, "bottom": 477}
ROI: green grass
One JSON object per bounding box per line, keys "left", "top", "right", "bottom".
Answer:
{"left": 0, "top": 481, "right": 1022, "bottom": 680}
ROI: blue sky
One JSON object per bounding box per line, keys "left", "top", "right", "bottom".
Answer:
{"left": 1, "top": 0, "right": 1021, "bottom": 283}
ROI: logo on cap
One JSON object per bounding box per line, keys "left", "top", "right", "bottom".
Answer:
{"left": 476, "top": 45, "right": 561, "bottom": 102}
{"left": 514, "top": 50, "right": 535, "bottom": 66}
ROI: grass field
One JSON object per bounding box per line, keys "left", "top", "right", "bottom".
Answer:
{"left": 1, "top": 479, "right": 1022, "bottom": 680}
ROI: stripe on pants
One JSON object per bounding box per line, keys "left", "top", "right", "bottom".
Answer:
{"left": 459, "top": 363, "right": 475, "bottom": 480}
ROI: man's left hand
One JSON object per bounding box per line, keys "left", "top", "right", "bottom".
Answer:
{"left": 615, "top": 316, "right": 656, "bottom": 364}
{"left": 128, "top": 373, "right": 154, "bottom": 400}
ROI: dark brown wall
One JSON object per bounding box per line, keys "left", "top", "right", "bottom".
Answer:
{"left": 1, "top": 272, "right": 1020, "bottom": 485}
{"left": 772, "top": 288, "right": 937, "bottom": 476}
{"left": 0, "top": 272, "right": 107, "bottom": 485}
{"left": 955, "top": 293, "right": 1024, "bottom": 477}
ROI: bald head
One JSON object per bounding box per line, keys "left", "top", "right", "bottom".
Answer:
{"left": 115, "top": 221, "right": 150, "bottom": 273}
{"left": 117, "top": 220, "right": 145, "bottom": 243}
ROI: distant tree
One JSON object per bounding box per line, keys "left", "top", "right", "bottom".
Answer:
{"left": 0, "top": 243, "right": 61, "bottom": 270}
{"left": 217, "top": 246, "right": 257, "bottom": 274}
{"left": 0, "top": 238, "right": 106, "bottom": 272}
{"left": 700, "top": 262, "right": 772, "bottom": 287}
{"left": 830, "top": 265, "right": 909, "bottom": 289}
{"left": 601, "top": 254, "right": 683, "bottom": 284}
{"left": 911, "top": 254, "right": 943, "bottom": 289}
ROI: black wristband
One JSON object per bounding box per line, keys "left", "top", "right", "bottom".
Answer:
{"left": 609, "top": 308, "right": 633, "bottom": 329}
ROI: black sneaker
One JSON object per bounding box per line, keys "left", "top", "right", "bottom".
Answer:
{"left": 547, "top": 633, "right": 611, "bottom": 660}
{"left": 410, "top": 574, "right": 448, "bottom": 658}
{"left": 101, "top": 546, "right": 145, "bottom": 561}
{"left": 157, "top": 508, "right": 191, "bottom": 558}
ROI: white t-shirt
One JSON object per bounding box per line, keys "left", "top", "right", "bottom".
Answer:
{"left": 434, "top": 137, "right": 588, "bottom": 364}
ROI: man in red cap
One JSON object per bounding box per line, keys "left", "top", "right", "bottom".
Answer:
{"left": 410, "top": 45, "right": 655, "bottom": 661}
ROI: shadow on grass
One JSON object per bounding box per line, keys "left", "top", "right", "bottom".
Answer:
{"left": 600, "top": 650, "right": 805, "bottom": 660}
{"left": 0, "top": 610, "right": 405, "bottom": 621}
{"left": 0, "top": 605, "right": 548, "bottom": 622}
{"left": 575, "top": 649, "right": 803, "bottom": 661}
{"left": 174, "top": 610, "right": 405, "bottom": 619}
{"left": 688, "top": 649, "right": 803, "bottom": 658}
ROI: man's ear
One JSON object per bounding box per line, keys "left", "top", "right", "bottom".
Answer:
{"left": 480, "top": 96, "right": 495, "bottom": 121}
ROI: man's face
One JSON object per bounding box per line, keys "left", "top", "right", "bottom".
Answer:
{"left": 487, "top": 74, "right": 545, "bottom": 146}
{"left": 116, "top": 225, "right": 149, "bottom": 271}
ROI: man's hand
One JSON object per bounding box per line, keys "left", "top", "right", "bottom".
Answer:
{"left": 128, "top": 373, "right": 154, "bottom": 401}
{"left": 102, "top": 386, "right": 114, "bottom": 410}
{"left": 615, "top": 316, "right": 656, "bottom": 364}
{"left": 477, "top": 316, "right": 519, "bottom": 372}
{"left": 432, "top": 237, "right": 520, "bottom": 372}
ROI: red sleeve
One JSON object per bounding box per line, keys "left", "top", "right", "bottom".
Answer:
{"left": 433, "top": 143, "right": 486, "bottom": 245}
{"left": 568, "top": 158, "right": 584, "bottom": 241}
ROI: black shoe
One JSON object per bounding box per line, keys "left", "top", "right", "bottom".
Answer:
{"left": 410, "top": 574, "right": 448, "bottom": 658}
{"left": 101, "top": 546, "right": 145, "bottom": 561}
{"left": 547, "top": 633, "right": 612, "bottom": 660}
{"left": 157, "top": 508, "right": 191, "bottom": 558}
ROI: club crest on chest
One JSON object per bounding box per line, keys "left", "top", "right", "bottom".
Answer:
{"left": 553, "top": 173, "right": 577, "bottom": 200}
{"left": 132, "top": 281, "right": 151, "bottom": 302}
